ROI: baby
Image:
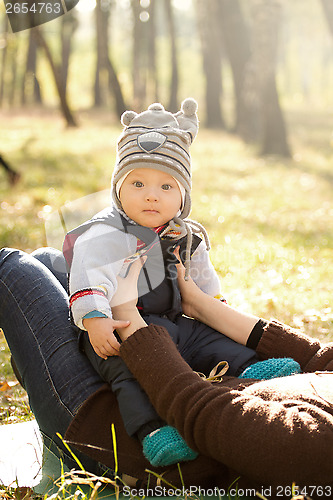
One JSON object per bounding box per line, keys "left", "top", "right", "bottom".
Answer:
{"left": 63, "top": 99, "right": 300, "bottom": 467}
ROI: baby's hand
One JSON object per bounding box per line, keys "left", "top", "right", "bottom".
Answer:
{"left": 173, "top": 246, "right": 201, "bottom": 319}
{"left": 83, "top": 317, "right": 130, "bottom": 359}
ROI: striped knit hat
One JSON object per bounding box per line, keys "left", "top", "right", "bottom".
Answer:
{"left": 111, "top": 98, "right": 199, "bottom": 219}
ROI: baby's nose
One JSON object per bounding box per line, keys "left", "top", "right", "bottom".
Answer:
{"left": 145, "top": 189, "right": 159, "bottom": 201}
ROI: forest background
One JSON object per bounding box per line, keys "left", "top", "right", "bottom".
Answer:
{"left": 0, "top": 0, "right": 333, "bottom": 426}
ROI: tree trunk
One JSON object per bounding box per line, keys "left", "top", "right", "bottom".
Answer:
{"left": 245, "top": 0, "right": 290, "bottom": 156}
{"left": 217, "top": 0, "right": 258, "bottom": 137}
{"left": 131, "top": 0, "right": 146, "bottom": 108}
{"left": 261, "top": 74, "right": 290, "bottom": 156}
{"left": 94, "top": 0, "right": 126, "bottom": 116}
{"left": 321, "top": 0, "right": 333, "bottom": 35}
{"left": 195, "top": 0, "right": 224, "bottom": 128}
{"left": 164, "top": 0, "right": 178, "bottom": 112}
{"left": 94, "top": 0, "right": 106, "bottom": 107}
{"left": 32, "top": 27, "right": 78, "bottom": 127}
{"left": 257, "top": 1, "right": 290, "bottom": 156}
{"left": 9, "top": 41, "right": 18, "bottom": 106}
{"left": 21, "top": 31, "right": 42, "bottom": 105}
{"left": 106, "top": 58, "right": 127, "bottom": 117}
{"left": 61, "top": 12, "right": 78, "bottom": 95}
{"left": 0, "top": 16, "right": 9, "bottom": 107}
{"left": 0, "top": 154, "right": 21, "bottom": 185}
{"left": 147, "top": 0, "right": 158, "bottom": 102}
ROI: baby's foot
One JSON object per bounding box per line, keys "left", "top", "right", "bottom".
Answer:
{"left": 239, "top": 358, "right": 301, "bottom": 380}
{"left": 142, "top": 425, "right": 198, "bottom": 467}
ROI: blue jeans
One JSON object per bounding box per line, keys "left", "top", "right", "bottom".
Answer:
{"left": 0, "top": 247, "right": 105, "bottom": 474}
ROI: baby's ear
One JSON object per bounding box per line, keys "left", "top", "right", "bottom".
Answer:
{"left": 121, "top": 110, "right": 138, "bottom": 127}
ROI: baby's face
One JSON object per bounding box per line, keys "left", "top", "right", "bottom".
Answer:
{"left": 119, "top": 168, "right": 182, "bottom": 228}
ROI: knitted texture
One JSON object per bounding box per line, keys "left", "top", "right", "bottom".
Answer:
{"left": 142, "top": 425, "right": 198, "bottom": 467}
{"left": 239, "top": 357, "right": 301, "bottom": 380}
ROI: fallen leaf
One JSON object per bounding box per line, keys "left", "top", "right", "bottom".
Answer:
{"left": 0, "top": 380, "right": 19, "bottom": 392}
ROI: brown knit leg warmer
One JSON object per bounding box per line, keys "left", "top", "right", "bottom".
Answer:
{"left": 256, "top": 319, "right": 333, "bottom": 372}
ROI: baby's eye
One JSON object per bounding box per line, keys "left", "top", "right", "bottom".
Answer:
{"left": 161, "top": 184, "right": 172, "bottom": 190}
{"left": 133, "top": 181, "right": 144, "bottom": 188}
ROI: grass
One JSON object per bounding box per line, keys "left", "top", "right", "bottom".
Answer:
{"left": 0, "top": 106, "right": 332, "bottom": 498}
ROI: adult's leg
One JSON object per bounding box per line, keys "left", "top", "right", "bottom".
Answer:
{"left": 0, "top": 248, "right": 104, "bottom": 472}
{"left": 31, "top": 246, "right": 68, "bottom": 290}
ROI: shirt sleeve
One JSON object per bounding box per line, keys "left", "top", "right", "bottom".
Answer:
{"left": 69, "top": 224, "right": 138, "bottom": 329}
{"left": 189, "top": 240, "right": 221, "bottom": 297}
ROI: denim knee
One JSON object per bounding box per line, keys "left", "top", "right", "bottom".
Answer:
{"left": 31, "top": 247, "right": 68, "bottom": 289}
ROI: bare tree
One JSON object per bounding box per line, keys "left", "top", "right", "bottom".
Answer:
{"left": 195, "top": 0, "right": 225, "bottom": 128}
{"left": 94, "top": 0, "right": 107, "bottom": 107}
{"left": 1, "top": 32, "right": 20, "bottom": 107}
{"left": 321, "top": 0, "right": 333, "bottom": 35}
{"left": 217, "top": 0, "right": 257, "bottom": 137}
{"left": 61, "top": 11, "right": 78, "bottom": 95}
{"left": 147, "top": 0, "right": 159, "bottom": 102}
{"left": 130, "top": 0, "right": 161, "bottom": 109}
{"left": 0, "top": 16, "right": 9, "bottom": 107}
{"left": 0, "top": 17, "right": 26, "bottom": 109}
{"left": 232, "top": 0, "right": 290, "bottom": 156}
{"left": 20, "top": 31, "right": 42, "bottom": 105}
{"left": 94, "top": 0, "right": 126, "bottom": 116}
{"left": 208, "top": 0, "right": 290, "bottom": 155}
{"left": 131, "top": 0, "right": 147, "bottom": 108}
{"left": 32, "top": 27, "right": 78, "bottom": 127}
{"left": 0, "top": 154, "right": 20, "bottom": 185}
{"left": 164, "top": 0, "right": 179, "bottom": 112}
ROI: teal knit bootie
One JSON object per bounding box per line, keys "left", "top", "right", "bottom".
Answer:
{"left": 239, "top": 357, "right": 301, "bottom": 380}
{"left": 142, "top": 426, "right": 198, "bottom": 467}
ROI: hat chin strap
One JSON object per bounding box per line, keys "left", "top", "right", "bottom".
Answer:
{"left": 161, "top": 217, "right": 210, "bottom": 281}
{"left": 114, "top": 205, "right": 209, "bottom": 282}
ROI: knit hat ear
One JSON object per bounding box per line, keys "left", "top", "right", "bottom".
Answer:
{"left": 121, "top": 110, "right": 138, "bottom": 127}
{"left": 174, "top": 98, "right": 199, "bottom": 143}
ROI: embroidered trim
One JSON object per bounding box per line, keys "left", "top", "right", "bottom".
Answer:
{"left": 69, "top": 287, "right": 107, "bottom": 308}
{"left": 124, "top": 240, "right": 160, "bottom": 265}
{"left": 135, "top": 224, "right": 168, "bottom": 252}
